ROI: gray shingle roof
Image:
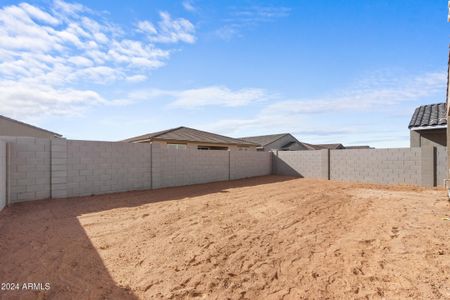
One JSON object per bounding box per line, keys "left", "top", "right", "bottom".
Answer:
{"left": 122, "top": 126, "right": 258, "bottom": 146}
{"left": 408, "top": 103, "right": 447, "bottom": 129}
{"left": 239, "top": 133, "right": 290, "bottom": 147}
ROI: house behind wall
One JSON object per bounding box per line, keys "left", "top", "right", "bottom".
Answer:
{"left": 0, "top": 115, "right": 62, "bottom": 139}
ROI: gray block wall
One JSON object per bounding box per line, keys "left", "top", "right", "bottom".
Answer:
{"left": 436, "top": 146, "right": 447, "bottom": 187}
{"left": 0, "top": 141, "right": 6, "bottom": 210}
{"left": 0, "top": 136, "right": 51, "bottom": 203}
{"left": 152, "top": 143, "right": 229, "bottom": 188}
{"left": 274, "top": 150, "right": 328, "bottom": 179}
{"left": 330, "top": 148, "right": 422, "bottom": 186}
{"left": 65, "top": 140, "right": 152, "bottom": 197}
{"left": 230, "top": 151, "right": 272, "bottom": 180}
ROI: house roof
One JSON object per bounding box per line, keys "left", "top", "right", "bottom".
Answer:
{"left": 408, "top": 103, "right": 447, "bottom": 129}
{"left": 122, "top": 126, "right": 258, "bottom": 146}
{"left": 314, "top": 143, "right": 345, "bottom": 150}
{"left": 0, "top": 115, "right": 62, "bottom": 137}
{"left": 239, "top": 133, "right": 289, "bottom": 147}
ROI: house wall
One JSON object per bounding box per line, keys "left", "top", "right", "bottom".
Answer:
{"left": 410, "top": 128, "right": 446, "bottom": 148}
{"left": 264, "top": 134, "right": 308, "bottom": 151}
{"left": 0, "top": 141, "right": 6, "bottom": 210}
{"left": 436, "top": 146, "right": 447, "bottom": 187}
{"left": 0, "top": 117, "right": 59, "bottom": 139}
{"left": 152, "top": 140, "right": 256, "bottom": 151}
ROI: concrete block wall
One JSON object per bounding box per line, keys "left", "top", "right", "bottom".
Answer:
{"left": 0, "top": 136, "right": 51, "bottom": 203}
{"left": 436, "top": 146, "right": 447, "bottom": 187}
{"left": 65, "top": 140, "right": 152, "bottom": 197}
{"left": 274, "top": 150, "right": 328, "bottom": 179}
{"left": 0, "top": 141, "right": 6, "bottom": 210}
{"left": 152, "top": 143, "right": 229, "bottom": 188}
{"left": 330, "top": 148, "right": 422, "bottom": 186}
{"left": 230, "top": 151, "right": 272, "bottom": 180}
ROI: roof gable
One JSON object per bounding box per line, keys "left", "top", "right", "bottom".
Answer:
{"left": 239, "top": 133, "right": 291, "bottom": 147}
{"left": 123, "top": 126, "right": 257, "bottom": 146}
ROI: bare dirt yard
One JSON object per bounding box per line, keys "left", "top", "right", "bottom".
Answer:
{"left": 0, "top": 176, "right": 449, "bottom": 299}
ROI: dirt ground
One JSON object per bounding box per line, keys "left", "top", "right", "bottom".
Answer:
{"left": 0, "top": 176, "right": 449, "bottom": 299}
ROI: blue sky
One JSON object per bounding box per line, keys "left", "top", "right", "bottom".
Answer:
{"left": 0, "top": 0, "right": 448, "bottom": 147}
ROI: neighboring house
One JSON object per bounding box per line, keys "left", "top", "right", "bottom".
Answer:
{"left": 303, "top": 143, "right": 371, "bottom": 150}
{"left": 122, "top": 126, "right": 258, "bottom": 151}
{"left": 0, "top": 115, "right": 62, "bottom": 139}
{"left": 409, "top": 103, "right": 447, "bottom": 147}
{"left": 304, "top": 143, "right": 345, "bottom": 150}
{"left": 239, "top": 133, "right": 309, "bottom": 151}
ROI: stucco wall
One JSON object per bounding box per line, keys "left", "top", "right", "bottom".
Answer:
{"left": 410, "top": 129, "right": 446, "bottom": 148}
{"left": 230, "top": 151, "right": 272, "bottom": 180}
{"left": 0, "top": 141, "right": 6, "bottom": 210}
{"left": 330, "top": 148, "right": 422, "bottom": 186}
{"left": 436, "top": 146, "right": 447, "bottom": 187}
{"left": 275, "top": 150, "right": 327, "bottom": 178}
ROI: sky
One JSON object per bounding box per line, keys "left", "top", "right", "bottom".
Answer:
{"left": 0, "top": 0, "right": 448, "bottom": 147}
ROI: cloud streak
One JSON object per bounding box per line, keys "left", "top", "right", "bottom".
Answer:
{"left": 216, "top": 6, "right": 291, "bottom": 40}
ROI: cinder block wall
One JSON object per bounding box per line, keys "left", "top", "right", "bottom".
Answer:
{"left": 65, "top": 140, "right": 152, "bottom": 197}
{"left": 152, "top": 143, "right": 229, "bottom": 188}
{"left": 0, "top": 141, "right": 6, "bottom": 210}
{"left": 230, "top": 151, "right": 271, "bottom": 180}
{"left": 273, "top": 147, "right": 446, "bottom": 187}
{"left": 274, "top": 150, "right": 327, "bottom": 179}
{"left": 330, "top": 148, "right": 422, "bottom": 186}
{"left": 0, "top": 136, "right": 51, "bottom": 203}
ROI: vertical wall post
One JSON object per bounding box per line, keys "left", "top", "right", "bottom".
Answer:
{"left": 320, "top": 149, "right": 330, "bottom": 180}
{"left": 51, "top": 139, "right": 68, "bottom": 198}
{"left": 421, "top": 145, "right": 436, "bottom": 187}
{"left": 149, "top": 143, "right": 153, "bottom": 189}
{"left": 228, "top": 150, "right": 231, "bottom": 181}
{"left": 272, "top": 150, "right": 279, "bottom": 175}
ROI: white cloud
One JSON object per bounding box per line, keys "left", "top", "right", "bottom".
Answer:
{"left": 138, "top": 11, "right": 195, "bottom": 44}
{"left": 0, "top": 0, "right": 196, "bottom": 118}
{"left": 169, "top": 86, "right": 268, "bottom": 108}
{"left": 182, "top": 0, "right": 196, "bottom": 12}
{"left": 0, "top": 81, "right": 105, "bottom": 118}
{"left": 130, "top": 86, "right": 269, "bottom": 108}
{"left": 202, "top": 71, "right": 446, "bottom": 145}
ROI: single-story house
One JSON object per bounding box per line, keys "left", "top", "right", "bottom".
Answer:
{"left": 409, "top": 102, "right": 446, "bottom": 147}
{"left": 0, "top": 115, "right": 62, "bottom": 139}
{"left": 239, "top": 133, "right": 309, "bottom": 151}
{"left": 122, "top": 126, "right": 258, "bottom": 151}
{"left": 304, "top": 143, "right": 345, "bottom": 150}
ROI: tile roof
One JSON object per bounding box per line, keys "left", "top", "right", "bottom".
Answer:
{"left": 239, "top": 133, "right": 289, "bottom": 147}
{"left": 408, "top": 103, "right": 447, "bottom": 129}
{"left": 122, "top": 126, "right": 258, "bottom": 146}
{"left": 0, "top": 115, "right": 62, "bottom": 137}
